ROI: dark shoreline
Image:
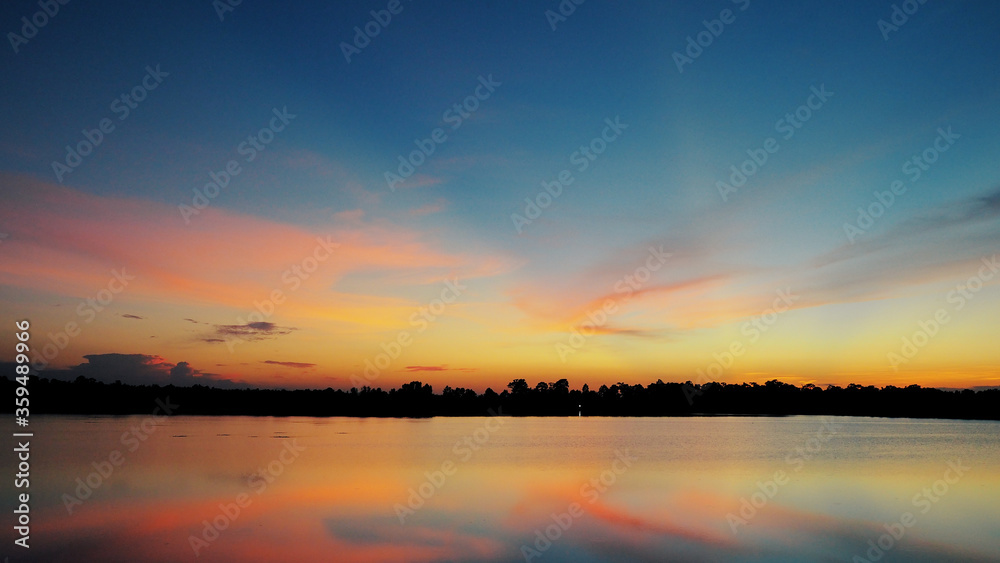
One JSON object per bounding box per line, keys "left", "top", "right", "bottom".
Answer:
{"left": 5, "top": 376, "right": 998, "bottom": 421}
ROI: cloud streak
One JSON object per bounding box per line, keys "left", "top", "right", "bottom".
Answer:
{"left": 263, "top": 360, "right": 316, "bottom": 369}
{"left": 404, "top": 365, "right": 476, "bottom": 372}
{"left": 0, "top": 173, "right": 513, "bottom": 328}
{"left": 210, "top": 321, "right": 296, "bottom": 342}
{"left": 817, "top": 185, "right": 1000, "bottom": 268}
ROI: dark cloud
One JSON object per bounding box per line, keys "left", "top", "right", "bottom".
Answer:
{"left": 48, "top": 353, "right": 246, "bottom": 388}
{"left": 817, "top": 185, "right": 1000, "bottom": 268}
{"left": 262, "top": 360, "right": 316, "bottom": 369}
{"left": 121, "top": 314, "right": 144, "bottom": 319}
{"left": 968, "top": 185, "right": 1000, "bottom": 218}
{"left": 794, "top": 185, "right": 1000, "bottom": 308}
{"left": 204, "top": 321, "right": 296, "bottom": 343}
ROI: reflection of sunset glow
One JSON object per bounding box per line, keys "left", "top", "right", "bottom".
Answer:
{"left": 10, "top": 416, "right": 997, "bottom": 562}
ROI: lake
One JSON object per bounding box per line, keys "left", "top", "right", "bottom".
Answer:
{"left": 5, "top": 415, "right": 1000, "bottom": 562}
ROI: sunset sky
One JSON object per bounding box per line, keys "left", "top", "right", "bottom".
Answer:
{"left": 1, "top": 1, "right": 998, "bottom": 391}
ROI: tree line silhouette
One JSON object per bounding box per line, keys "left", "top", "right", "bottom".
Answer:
{"left": 3, "top": 376, "right": 998, "bottom": 420}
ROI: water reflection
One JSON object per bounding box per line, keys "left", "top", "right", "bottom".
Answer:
{"left": 5, "top": 416, "right": 999, "bottom": 562}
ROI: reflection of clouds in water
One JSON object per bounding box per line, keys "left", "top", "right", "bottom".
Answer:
{"left": 29, "top": 482, "right": 992, "bottom": 561}
{"left": 735, "top": 499, "right": 999, "bottom": 563}
{"left": 18, "top": 417, "right": 1000, "bottom": 562}
{"left": 506, "top": 488, "right": 737, "bottom": 562}
{"left": 324, "top": 516, "right": 508, "bottom": 561}
{"left": 494, "top": 487, "right": 999, "bottom": 563}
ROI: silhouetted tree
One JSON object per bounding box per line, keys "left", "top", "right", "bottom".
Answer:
{"left": 507, "top": 379, "right": 529, "bottom": 395}
{"left": 2, "top": 376, "right": 996, "bottom": 420}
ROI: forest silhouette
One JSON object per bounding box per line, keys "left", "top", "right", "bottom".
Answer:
{"left": 4, "top": 376, "right": 998, "bottom": 420}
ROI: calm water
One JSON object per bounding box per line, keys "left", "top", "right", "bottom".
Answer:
{"left": 5, "top": 415, "right": 1000, "bottom": 562}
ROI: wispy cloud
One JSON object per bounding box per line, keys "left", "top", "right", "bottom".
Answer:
{"left": 392, "top": 173, "right": 444, "bottom": 190}
{"left": 262, "top": 360, "right": 316, "bottom": 369}
{"left": 0, "top": 173, "right": 513, "bottom": 329}
{"left": 207, "top": 322, "right": 296, "bottom": 342}
{"left": 816, "top": 185, "right": 1000, "bottom": 268}
{"left": 409, "top": 200, "right": 447, "bottom": 216}
{"left": 404, "top": 365, "right": 476, "bottom": 372}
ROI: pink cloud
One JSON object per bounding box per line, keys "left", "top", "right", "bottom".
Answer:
{"left": 409, "top": 200, "right": 447, "bottom": 216}
{"left": 393, "top": 173, "right": 444, "bottom": 190}
{"left": 0, "top": 173, "right": 509, "bottom": 322}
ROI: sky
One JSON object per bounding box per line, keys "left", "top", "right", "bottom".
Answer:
{"left": 0, "top": 0, "right": 998, "bottom": 392}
